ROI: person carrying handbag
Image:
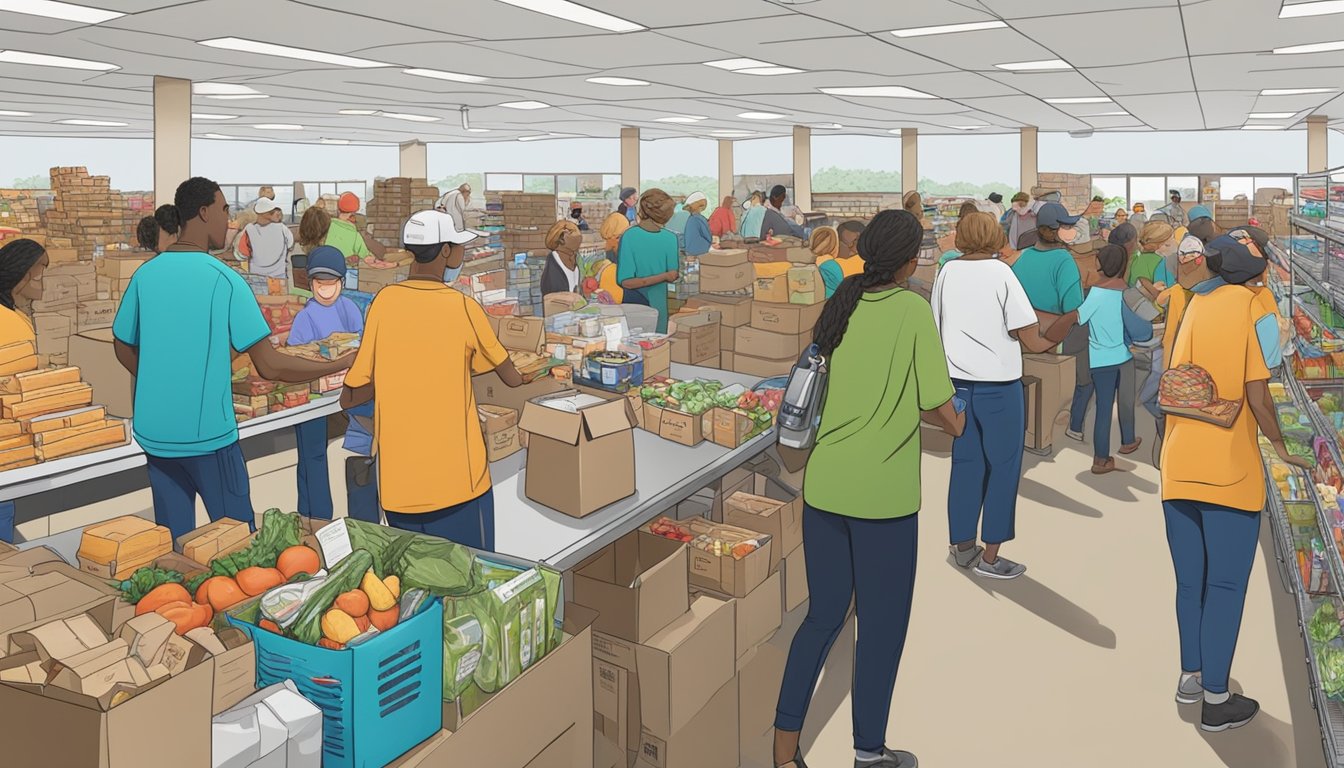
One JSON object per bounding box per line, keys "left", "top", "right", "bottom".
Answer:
{"left": 1156, "top": 233, "right": 1309, "bottom": 733}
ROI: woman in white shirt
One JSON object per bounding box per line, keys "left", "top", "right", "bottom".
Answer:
{"left": 931, "top": 212, "right": 1072, "bottom": 580}
{"left": 540, "top": 219, "right": 582, "bottom": 296}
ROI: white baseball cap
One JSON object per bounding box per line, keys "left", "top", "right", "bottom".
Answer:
{"left": 402, "top": 209, "right": 483, "bottom": 246}
{"left": 684, "top": 191, "right": 707, "bottom": 208}
{"left": 254, "top": 197, "right": 282, "bottom": 215}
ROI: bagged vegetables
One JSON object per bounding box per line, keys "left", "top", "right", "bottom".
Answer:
{"left": 1310, "top": 600, "right": 1342, "bottom": 646}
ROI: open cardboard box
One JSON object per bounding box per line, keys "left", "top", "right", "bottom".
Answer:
{"left": 0, "top": 560, "right": 132, "bottom": 644}
{"left": 572, "top": 529, "right": 689, "bottom": 644}
{"left": 519, "top": 389, "right": 638, "bottom": 518}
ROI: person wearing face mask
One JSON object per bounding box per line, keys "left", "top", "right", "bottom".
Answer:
{"left": 1006, "top": 192, "right": 1036, "bottom": 251}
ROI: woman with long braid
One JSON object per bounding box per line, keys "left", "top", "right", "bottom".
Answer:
{"left": 0, "top": 238, "right": 48, "bottom": 542}
{"left": 773, "top": 210, "right": 963, "bottom": 768}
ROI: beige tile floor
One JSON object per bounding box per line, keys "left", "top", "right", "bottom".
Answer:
{"left": 20, "top": 409, "right": 1331, "bottom": 768}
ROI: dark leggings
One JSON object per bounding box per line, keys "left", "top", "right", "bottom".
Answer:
{"left": 774, "top": 504, "right": 918, "bottom": 752}
{"left": 384, "top": 488, "right": 495, "bottom": 552}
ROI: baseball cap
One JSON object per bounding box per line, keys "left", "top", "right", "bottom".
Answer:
{"left": 1107, "top": 222, "right": 1136, "bottom": 245}
{"left": 1188, "top": 205, "right": 1212, "bottom": 222}
{"left": 1204, "top": 233, "right": 1264, "bottom": 285}
{"left": 338, "top": 192, "right": 360, "bottom": 213}
{"left": 254, "top": 197, "right": 281, "bottom": 215}
{"left": 1178, "top": 235, "right": 1204, "bottom": 255}
{"left": 619, "top": 187, "right": 637, "bottom": 201}
{"left": 305, "top": 245, "right": 347, "bottom": 280}
{"left": 402, "top": 209, "right": 482, "bottom": 246}
{"left": 988, "top": 192, "right": 1003, "bottom": 204}
{"left": 1037, "top": 202, "right": 1081, "bottom": 229}
{"left": 684, "top": 191, "right": 707, "bottom": 208}
{"left": 1132, "top": 202, "right": 1146, "bottom": 212}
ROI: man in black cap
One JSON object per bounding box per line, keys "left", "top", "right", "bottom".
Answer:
{"left": 986, "top": 192, "right": 1005, "bottom": 220}
{"left": 1160, "top": 189, "right": 1187, "bottom": 227}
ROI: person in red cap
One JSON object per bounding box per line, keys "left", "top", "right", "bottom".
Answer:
{"left": 324, "top": 191, "right": 385, "bottom": 263}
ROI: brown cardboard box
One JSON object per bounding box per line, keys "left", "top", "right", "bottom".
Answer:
{"left": 679, "top": 518, "right": 774, "bottom": 598}
{"left": 69, "top": 328, "right": 134, "bottom": 418}
{"left": 77, "top": 300, "right": 117, "bottom": 332}
{"left": 751, "top": 301, "right": 824, "bottom": 335}
{"left": 786, "top": 265, "right": 823, "bottom": 305}
{"left": 731, "top": 352, "right": 795, "bottom": 378}
{"left": 692, "top": 570, "right": 782, "bottom": 665}
{"left": 734, "top": 326, "right": 809, "bottom": 361}
{"left": 782, "top": 544, "right": 807, "bottom": 612}
{"left": 721, "top": 352, "right": 735, "bottom": 371}
{"left": 643, "top": 402, "right": 710, "bottom": 447}
{"left": 635, "top": 596, "right": 735, "bottom": 741}
{"left": 634, "top": 677, "right": 738, "bottom": 768}
{"left": 76, "top": 516, "right": 172, "bottom": 581}
{"left": 573, "top": 530, "right": 689, "bottom": 644}
{"left": 696, "top": 249, "right": 749, "bottom": 268}
{"left": 1023, "top": 375, "right": 1042, "bottom": 449}
{"left": 667, "top": 311, "right": 720, "bottom": 366}
{"left": 592, "top": 629, "right": 642, "bottom": 762}
{"left": 478, "top": 404, "right": 522, "bottom": 462}
{"left": 94, "top": 253, "right": 148, "bottom": 280}
{"left": 716, "top": 472, "right": 801, "bottom": 550}
{"left": 175, "top": 518, "right": 251, "bottom": 567}
{"left": 497, "top": 315, "right": 545, "bottom": 354}
{"left": 1022, "top": 353, "right": 1076, "bottom": 425}
{"left": 472, "top": 370, "right": 565, "bottom": 414}
{"left": 753, "top": 275, "right": 789, "bottom": 304}
{"left": 33, "top": 312, "right": 71, "bottom": 356}
{"left": 723, "top": 489, "right": 802, "bottom": 571}
{"left": 689, "top": 295, "right": 753, "bottom": 328}
{"left": 357, "top": 263, "right": 408, "bottom": 294}
{"left": 0, "top": 561, "right": 123, "bottom": 643}
{"left": 720, "top": 324, "right": 735, "bottom": 352}
{"left": 519, "top": 391, "right": 637, "bottom": 517}
{"left": 642, "top": 340, "right": 670, "bottom": 380}
{"left": 205, "top": 626, "right": 256, "bottom": 715}
{"left": 710, "top": 407, "right": 757, "bottom": 449}
{"left": 737, "top": 643, "right": 787, "bottom": 760}
{"left": 699, "top": 263, "right": 753, "bottom": 294}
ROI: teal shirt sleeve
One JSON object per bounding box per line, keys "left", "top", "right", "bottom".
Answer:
{"left": 1153, "top": 260, "right": 1176, "bottom": 287}
{"left": 616, "top": 231, "right": 637, "bottom": 283}
{"left": 1255, "top": 313, "right": 1282, "bottom": 369}
{"left": 1075, "top": 290, "right": 1097, "bottom": 326}
{"left": 224, "top": 269, "right": 273, "bottom": 352}
{"left": 937, "top": 250, "right": 960, "bottom": 267}
{"left": 1055, "top": 256, "right": 1084, "bottom": 313}
{"left": 112, "top": 276, "right": 141, "bottom": 346}
{"left": 819, "top": 260, "right": 843, "bottom": 299}
{"left": 665, "top": 232, "right": 680, "bottom": 273}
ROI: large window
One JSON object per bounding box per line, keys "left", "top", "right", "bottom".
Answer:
{"left": 811, "top": 135, "right": 900, "bottom": 193}
{"left": 1091, "top": 176, "right": 1127, "bottom": 213}
{"left": 641, "top": 138, "right": 717, "bottom": 198}
{"left": 1129, "top": 177, "right": 1167, "bottom": 214}
{"left": 920, "top": 134, "right": 1019, "bottom": 195}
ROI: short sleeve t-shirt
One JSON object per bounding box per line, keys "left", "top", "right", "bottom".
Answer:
{"left": 344, "top": 281, "right": 508, "bottom": 514}
{"left": 112, "top": 251, "right": 272, "bottom": 458}
{"left": 615, "top": 226, "right": 680, "bottom": 333}
{"left": 1076, "top": 286, "right": 1133, "bottom": 369}
{"left": 1010, "top": 246, "right": 1084, "bottom": 315}
{"left": 931, "top": 259, "right": 1037, "bottom": 382}
{"left": 804, "top": 288, "right": 954, "bottom": 519}
{"left": 323, "top": 218, "right": 371, "bottom": 260}
{"left": 1129, "top": 251, "right": 1165, "bottom": 287}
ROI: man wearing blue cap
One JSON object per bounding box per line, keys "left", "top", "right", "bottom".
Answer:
{"left": 1011, "top": 202, "right": 1086, "bottom": 319}
{"left": 1187, "top": 205, "right": 1219, "bottom": 244}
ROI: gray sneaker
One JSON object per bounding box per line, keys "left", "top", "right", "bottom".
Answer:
{"left": 974, "top": 555, "right": 1026, "bottom": 580}
{"left": 1176, "top": 674, "right": 1204, "bottom": 705}
{"left": 1066, "top": 428, "right": 1085, "bottom": 442}
{"left": 951, "top": 544, "right": 983, "bottom": 568}
{"left": 856, "top": 748, "right": 918, "bottom": 768}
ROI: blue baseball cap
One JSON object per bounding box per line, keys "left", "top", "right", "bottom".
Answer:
{"left": 306, "top": 245, "right": 347, "bottom": 280}
{"left": 1036, "top": 202, "right": 1080, "bottom": 229}
{"left": 1188, "top": 205, "right": 1213, "bottom": 222}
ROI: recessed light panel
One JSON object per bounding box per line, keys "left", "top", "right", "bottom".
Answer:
{"left": 404, "top": 68, "right": 487, "bottom": 83}
{"left": 587, "top": 76, "right": 649, "bottom": 86}
{"left": 1273, "top": 40, "right": 1344, "bottom": 54}
{"left": 381, "top": 113, "right": 439, "bottom": 122}
{"left": 820, "top": 86, "right": 936, "bottom": 98}
{"left": 198, "top": 38, "right": 389, "bottom": 68}
{"left": 1247, "top": 112, "right": 1296, "bottom": 118}
{"left": 499, "top": 101, "right": 550, "bottom": 110}
{"left": 339, "top": 109, "right": 379, "bottom": 115}
{"left": 0, "top": 0, "right": 123, "bottom": 24}
{"left": 738, "top": 112, "right": 786, "bottom": 120}
{"left": 192, "top": 113, "right": 237, "bottom": 120}
{"left": 495, "top": 0, "right": 643, "bottom": 32}
{"left": 1045, "top": 96, "right": 1112, "bottom": 104}
{"left": 1280, "top": 1, "right": 1344, "bottom": 18}
{"left": 1261, "top": 87, "right": 1334, "bottom": 95}
{"left": 253, "top": 123, "right": 303, "bottom": 130}
{"left": 0, "top": 50, "right": 116, "bottom": 70}
{"left": 890, "top": 20, "right": 1006, "bottom": 37}
{"left": 995, "top": 59, "right": 1071, "bottom": 71}
{"left": 59, "top": 119, "right": 126, "bottom": 126}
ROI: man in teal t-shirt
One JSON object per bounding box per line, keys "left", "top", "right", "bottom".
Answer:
{"left": 1009, "top": 202, "right": 1084, "bottom": 316}
{"left": 112, "top": 178, "right": 353, "bottom": 540}
{"left": 615, "top": 192, "right": 681, "bottom": 333}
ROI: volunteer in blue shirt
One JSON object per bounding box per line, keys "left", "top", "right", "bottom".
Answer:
{"left": 1011, "top": 202, "right": 1085, "bottom": 318}
{"left": 112, "top": 177, "right": 353, "bottom": 540}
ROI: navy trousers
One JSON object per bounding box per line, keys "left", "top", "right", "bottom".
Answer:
{"left": 145, "top": 442, "right": 255, "bottom": 541}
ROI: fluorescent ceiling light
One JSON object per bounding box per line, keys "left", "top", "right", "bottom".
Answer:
{"left": 404, "top": 68, "right": 487, "bottom": 83}
{"left": 890, "top": 20, "right": 1006, "bottom": 37}
{"left": 888, "top": 128, "right": 905, "bottom": 134}
{"left": 948, "top": 125, "right": 987, "bottom": 130}
{"left": 495, "top": 0, "right": 643, "bottom": 32}
{"left": 734, "top": 67, "right": 803, "bottom": 76}
{"left": 193, "top": 83, "right": 258, "bottom": 95}
{"left": 1045, "top": 96, "right": 1111, "bottom": 104}
{"left": 738, "top": 112, "right": 786, "bottom": 120}
{"left": 198, "top": 38, "right": 389, "bottom": 68}
{"left": 1273, "top": 40, "right": 1344, "bottom": 54}
{"left": 192, "top": 113, "right": 236, "bottom": 120}
{"left": 1081, "top": 111, "right": 1129, "bottom": 116}
{"left": 1281, "top": 1, "right": 1344, "bottom": 18}
{"left": 1248, "top": 112, "right": 1297, "bottom": 118}
{"left": 655, "top": 115, "right": 706, "bottom": 123}
{"left": 0, "top": 110, "right": 32, "bottom": 116}
{"left": 587, "top": 76, "right": 649, "bottom": 86}
{"left": 467, "top": 128, "right": 491, "bottom": 133}
{"left": 382, "top": 112, "right": 439, "bottom": 122}
{"left": 205, "top": 94, "right": 267, "bottom": 100}
{"left": 0, "top": 0, "right": 123, "bottom": 23}
{"left": 253, "top": 123, "right": 303, "bottom": 130}
{"left": 320, "top": 138, "right": 349, "bottom": 144}
{"left": 518, "top": 134, "right": 553, "bottom": 141}
{"left": 499, "top": 100, "right": 550, "bottom": 110}
{"left": 705, "top": 58, "right": 769, "bottom": 71}
{"left": 819, "top": 85, "right": 936, "bottom": 98}
{"left": 1242, "top": 125, "right": 1285, "bottom": 130}
{"left": 995, "top": 59, "right": 1071, "bottom": 71}
{"left": 0, "top": 49, "right": 116, "bottom": 70}
{"left": 58, "top": 118, "right": 125, "bottom": 126}
{"left": 810, "top": 123, "right": 842, "bottom": 129}
{"left": 339, "top": 109, "right": 379, "bottom": 115}
{"left": 711, "top": 130, "right": 754, "bottom": 137}
{"left": 1261, "top": 87, "right": 1334, "bottom": 95}
{"left": 199, "top": 133, "right": 236, "bottom": 140}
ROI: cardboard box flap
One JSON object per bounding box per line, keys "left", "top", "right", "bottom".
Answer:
{"left": 518, "top": 402, "right": 582, "bottom": 446}
{"left": 582, "top": 399, "right": 637, "bottom": 441}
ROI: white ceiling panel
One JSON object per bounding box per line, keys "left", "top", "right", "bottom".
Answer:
{"left": 1082, "top": 60, "right": 1194, "bottom": 96}
{"left": 755, "top": 36, "right": 954, "bottom": 78}
{"left": 798, "top": 0, "right": 1001, "bottom": 34}
{"left": 1010, "top": 8, "right": 1185, "bottom": 69}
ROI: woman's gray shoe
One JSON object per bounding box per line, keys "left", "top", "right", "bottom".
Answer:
{"left": 1176, "top": 674, "right": 1203, "bottom": 704}
{"left": 855, "top": 748, "right": 918, "bottom": 768}
{"left": 974, "top": 556, "right": 1026, "bottom": 580}
{"left": 951, "top": 544, "right": 983, "bottom": 568}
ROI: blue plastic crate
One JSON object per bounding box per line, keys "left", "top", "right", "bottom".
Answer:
{"left": 228, "top": 600, "right": 444, "bottom": 768}
{"left": 345, "top": 290, "right": 375, "bottom": 318}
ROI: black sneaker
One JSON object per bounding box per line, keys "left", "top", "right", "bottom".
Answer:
{"left": 855, "top": 748, "right": 918, "bottom": 768}
{"left": 1201, "top": 693, "right": 1259, "bottom": 732}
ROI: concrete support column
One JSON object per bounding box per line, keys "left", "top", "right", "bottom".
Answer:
{"left": 398, "top": 141, "right": 427, "bottom": 179}
{"left": 153, "top": 76, "right": 191, "bottom": 208}
{"left": 1309, "top": 115, "right": 1329, "bottom": 173}
{"left": 718, "top": 139, "right": 734, "bottom": 203}
{"left": 1020, "top": 127, "right": 1038, "bottom": 192}
{"left": 620, "top": 127, "right": 640, "bottom": 191}
{"left": 792, "top": 125, "right": 812, "bottom": 211}
{"left": 901, "top": 128, "right": 918, "bottom": 195}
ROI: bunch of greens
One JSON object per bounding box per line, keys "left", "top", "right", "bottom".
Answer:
{"left": 443, "top": 561, "right": 561, "bottom": 698}
{"left": 1320, "top": 644, "right": 1344, "bottom": 700}
{"left": 1310, "top": 601, "right": 1342, "bottom": 646}
{"left": 345, "top": 519, "right": 478, "bottom": 596}
{"left": 186, "top": 509, "right": 303, "bottom": 594}
{"left": 116, "top": 567, "right": 186, "bottom": 605}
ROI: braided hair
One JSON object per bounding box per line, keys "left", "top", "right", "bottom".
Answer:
{"left": 0, "top": 239, "right": 46, "bottom": 311}
{"left": 812, "top": 209, "right": 922, "bottom": 358}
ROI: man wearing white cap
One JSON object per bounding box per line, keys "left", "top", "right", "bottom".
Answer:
{"left": 680, "top": 192, "right": 712, "bottom": 256}
{"left": 340, "top": 210, "right": 524, "bottom": 550}
{"left": 234, "top": 197, "right": 294, "bottom": 284}
{"left": 664, "top": 192, "right": 701, "bottom": 252}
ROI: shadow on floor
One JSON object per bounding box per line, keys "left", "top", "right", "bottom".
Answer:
{"left": 952, "top": 557, "right": 1117, "bottom": 649}
{"left": 1070, "top": 468, "right": 1160, "bottom": 502}
{"left": 1018, "top": 476, "right": 1103, "bottom": 518}
{"left": 1173, "top": 690, "right": 1295, "bottom": 768}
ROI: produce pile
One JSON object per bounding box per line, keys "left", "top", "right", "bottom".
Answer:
{"left": 1275, "top": 402, "right": 1319, "bottom": 469}
{"left": 1310, "top": 600, "right": 1344, "bottom": 701}
{"left": 639, "top": 378, "right": 773, "bottom": 433}
{"left": 647, "top": 516, "right": 765, "bottom": 560}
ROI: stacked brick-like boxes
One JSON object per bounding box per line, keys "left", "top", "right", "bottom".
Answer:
{"left": 45, "top": 167, "right": 137, "bottom": 252}
{"left": 501, "top": 192, "right": 557, "bottom": 258}
{"left": 366, "top": 177, "right": 440, "bottom": 244}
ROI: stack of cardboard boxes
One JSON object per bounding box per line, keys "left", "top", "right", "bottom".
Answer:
{"left": 0, "top": 364, "right": 130, "bottom": 466}
{"left": 735, "top": 245, "right": 824, "bottom": 377}
{"left": 44, "top": 168, "right": 137, "bottom": 252}
{"left": 0, "top": 190, "right": 47, "bottom": 242}
{"left": 366, "top": 177, "right": 440, "bottom": 244}
{"left": 1033, "top": 172, "right": 1092, "bottom": 215}
{"left": 501, "top": 192, "right": 558, "bottom": 257}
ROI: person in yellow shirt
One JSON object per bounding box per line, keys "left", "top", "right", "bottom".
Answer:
{"left": 1159, "top": 233, "right": 1308, "bottom": 732}
{"left": 0, "top": 238, "right": 48, "bottom": 541}
{"left": 341, "top": 211, "right": 524, "bottom": 550}
{"left": 819, "top": 220, "right": 866, "bottom": 298}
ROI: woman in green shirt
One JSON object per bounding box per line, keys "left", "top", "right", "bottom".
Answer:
{"left": 616, "top": 189, "right": 680, "bottom": 333}
{"left": 773, "top": 210, "right": 964, "bottom": 768}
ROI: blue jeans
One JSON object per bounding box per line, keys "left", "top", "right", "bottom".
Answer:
{"left": 294, "top": 417, "right": 333, "bottom": 520}
{"left": 384, "top": 488, "right": 495, "bottom": 551}
{"left": 775, "top": 505, "right": 918, "bottom": 751}
{"left": 0, "top": 500, "right": 13, "bottom": 543}
{"left": 344, "top": 456, "right": 381, "bottom": 524}
{"left": 146, "top": 442, "right": 255, "bottom": 541}
{"left": 1140, "top": 347, "right": 1164, "bottom": 420}
{"left": 1163, "top": 500, "right": 1262, "bottom": 694}
{"left": 1090, "top": 363, "right": 1136, "bottom": 459}
{"left": 948, "top": 380, "right": 1025, "bottom": 546}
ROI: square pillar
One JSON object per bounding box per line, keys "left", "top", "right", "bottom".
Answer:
{"left": 1020, "top": 127, "right": 1038, "bottom": 192}
{"left": 153, "top": 76, "right": 191, "bottom": 208}
{"left": 621, "top": 127, "right": 640, "bottom": 191}
{"left": 718, "top": 140, "right": 734, "bottom": 204}
{"left": 901, "top": 128, "right": 918, "bottom": 195}
{"left": 1309, "top": 116, "right": 1328, "bottom": 173}
{"left": 399, "top": 140, "right": 427, "bottom": 179}
{"left": 792, "top": 125, "right": 812, "bottom": 211}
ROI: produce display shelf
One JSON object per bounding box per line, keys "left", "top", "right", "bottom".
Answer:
{"left": 1290, "top": 214, "right": 1344, "bottom": 317}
